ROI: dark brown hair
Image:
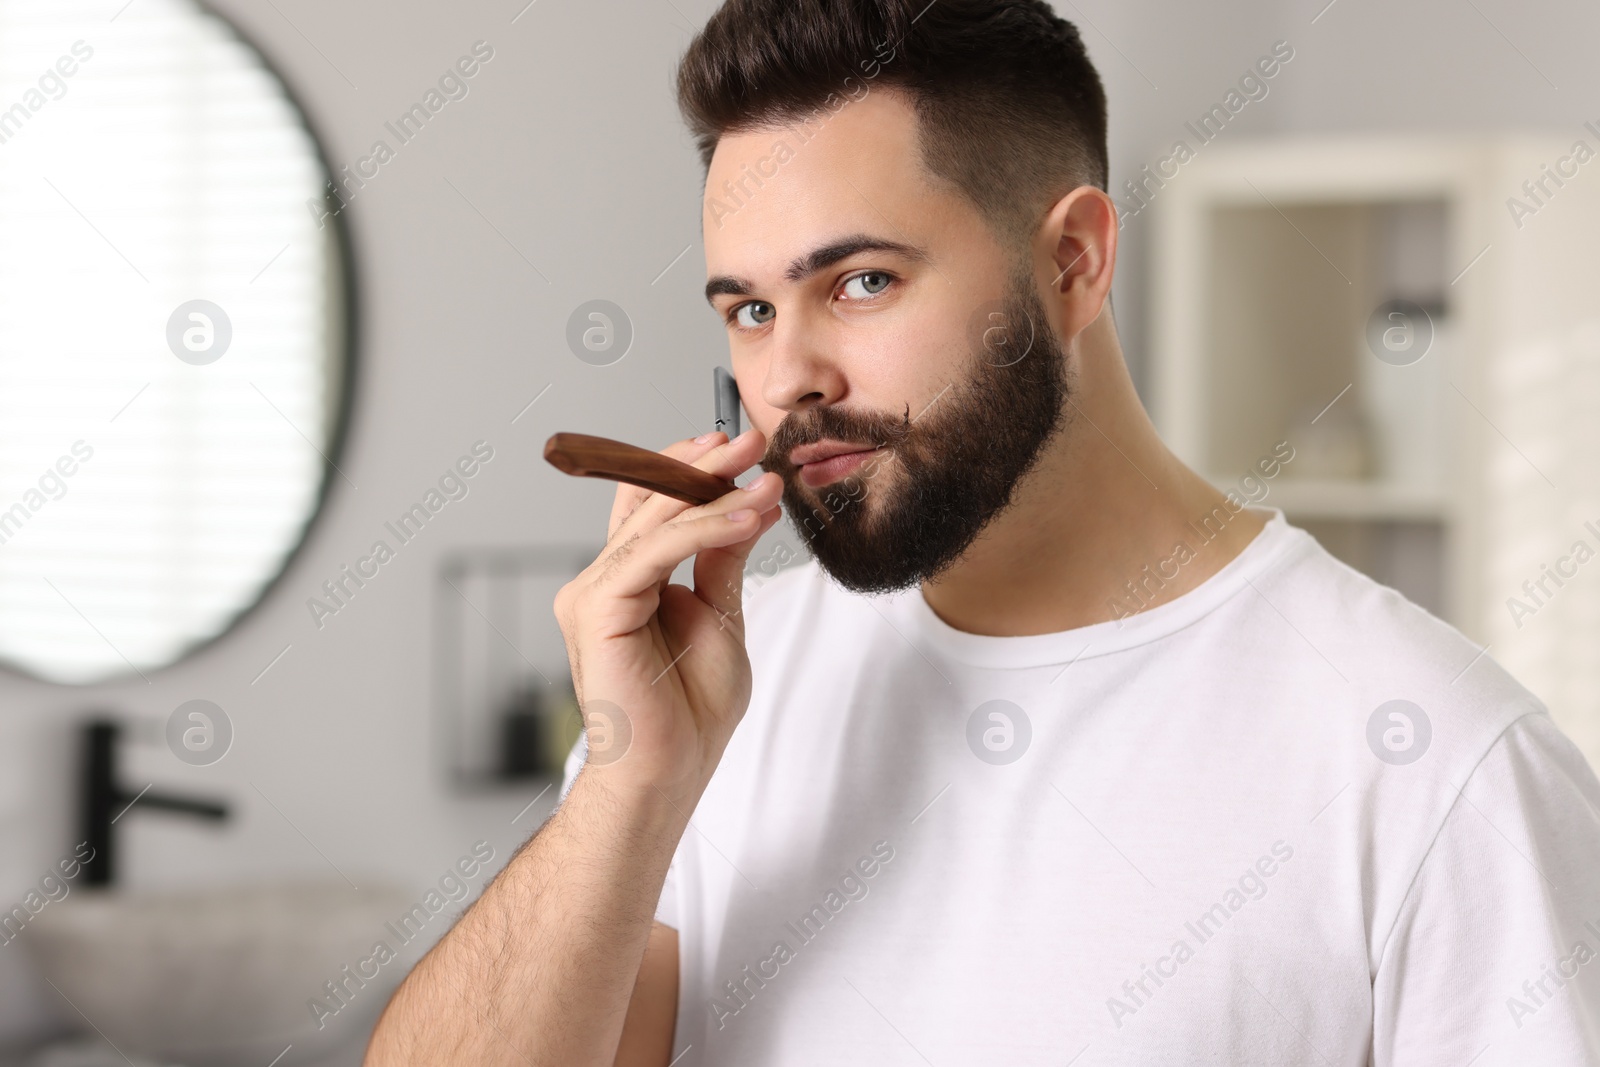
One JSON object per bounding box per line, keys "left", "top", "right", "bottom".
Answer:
{"left": 676, "top": 0, "right": 1109, "bottom": 247}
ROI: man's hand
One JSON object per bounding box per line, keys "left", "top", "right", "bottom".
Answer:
{"left": 555, "top": 428, "right": 784, "bottom": 805}
{"left": 365, "top": 427, "right": 782, "bottom": 1067}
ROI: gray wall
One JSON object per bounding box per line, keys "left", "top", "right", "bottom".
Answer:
{"left": 2, "top": 0, "right": 1596, "bottom": 1042}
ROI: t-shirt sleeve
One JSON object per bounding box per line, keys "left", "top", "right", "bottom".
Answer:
{"left": 557, "top": 734, "right": 586, "bottom": 805}
{"left": 557, "top": 733, "right": 680, "bottom": 931}
{"left": 1372, "top": 712, "right": 1600, "bottom": 1066}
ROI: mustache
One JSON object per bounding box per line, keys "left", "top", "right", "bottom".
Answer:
{"left": 760, "top": 403, "right": 915, "bottom": 475}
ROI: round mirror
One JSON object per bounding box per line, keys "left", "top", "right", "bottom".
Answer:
{"left": 0, "top": 0, "right": 352, "bottom": 684}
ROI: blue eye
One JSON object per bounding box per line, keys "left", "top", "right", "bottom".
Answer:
{"left": 842, "top": 271, "right": 892, "bottom": 299}
{"left": 734, "top": 301, "right": 775, "bottom": 329}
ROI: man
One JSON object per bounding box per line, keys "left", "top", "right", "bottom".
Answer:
{"left": 367, "top": 1, "right": 1600, "bottom": 1064}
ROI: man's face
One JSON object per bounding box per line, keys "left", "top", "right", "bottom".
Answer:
{"left": 702, "top": 89, "right": 1070, "bottom": 593}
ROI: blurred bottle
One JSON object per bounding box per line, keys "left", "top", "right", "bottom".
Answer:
{"left": 498, "top": 683, "right": 550, "bottom": 780}
{"left": 542, "top": 678, "right": 584, "bottom": 777}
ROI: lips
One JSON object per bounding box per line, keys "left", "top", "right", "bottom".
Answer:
{"left": 788, "top": 439, "right": 879, "bottom": 467}
{"left": 790, "top": 440, "right": 886, "bottom": 490}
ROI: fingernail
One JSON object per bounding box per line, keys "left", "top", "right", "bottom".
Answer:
{"left": 694, "top": 432, "right": 714, "bottom": 444}
{"left": 733, "top": 429, "right": 756, "bottom": 445}
{"left": 742, "top": 472, "right": 766, "bottom": 491}
{"left": 727, "top": 509, "right": 754, "bottom": 521}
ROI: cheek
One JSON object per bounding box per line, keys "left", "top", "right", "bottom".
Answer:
{"left": 864, "top": 299, "right": 970, "bottom": 408}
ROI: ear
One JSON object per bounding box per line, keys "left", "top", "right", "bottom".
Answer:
{"left": 1036, "top": 185, "right": 1118, "bottom": 341}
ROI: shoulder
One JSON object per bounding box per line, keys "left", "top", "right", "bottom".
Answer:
{"left": 1240, "top": 522, "right": 1600, "bottom": 979}
{"left": 1255, "top": 520, "right": 1545, "bottom": 760}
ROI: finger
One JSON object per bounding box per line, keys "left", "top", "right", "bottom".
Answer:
{"left": 607, "top": 427, "right": 768, "bottom": 547}
{"left": 587, "top": 475, "right": 783, "bottom": 618}
{"left": 607, "top": 431, "right": 729, "bottom": 542}
{"left": 693, "top": 504, "right": 785, "bottom": 634}
{"left": 590, "top": 429, "right": 769, "bottom": 593}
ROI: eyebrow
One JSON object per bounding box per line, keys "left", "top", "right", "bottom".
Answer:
{"left": 703, "top": 233, "right": 931, "bottom": 304}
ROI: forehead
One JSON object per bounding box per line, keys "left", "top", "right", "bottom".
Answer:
{"left": 702, "top": 88, "right": 975, "bottom": 281}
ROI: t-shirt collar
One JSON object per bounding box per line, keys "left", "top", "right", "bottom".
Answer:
{"left": 875, "top": 506, "right": 1305, "bottom": 670}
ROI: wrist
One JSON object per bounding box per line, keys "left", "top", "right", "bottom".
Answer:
{"left": 569, "top": 762, "right": 705, "bottom": 843}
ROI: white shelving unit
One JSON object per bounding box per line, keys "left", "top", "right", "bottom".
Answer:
{"left": 1149, "top": 134, "right": 1600, "bottom": 766}
{"left": 1262, "top": 479, "right": 1451, "bottom": 523}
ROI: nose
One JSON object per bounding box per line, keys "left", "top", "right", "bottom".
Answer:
{"left": 759, "top": 313, "right": 847, "bottom": 414}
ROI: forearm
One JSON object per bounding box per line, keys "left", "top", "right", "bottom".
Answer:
{"left": 364, "top": 770, "right": 690, "bottom": 1067}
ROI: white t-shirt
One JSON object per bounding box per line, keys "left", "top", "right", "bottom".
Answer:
{"left": 561, "top": 507, "right": 1600, "bottom": 1065}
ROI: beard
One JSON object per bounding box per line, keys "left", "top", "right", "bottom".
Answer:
{"left": 759, "top": 269, "right": 1072, "bottom": 594}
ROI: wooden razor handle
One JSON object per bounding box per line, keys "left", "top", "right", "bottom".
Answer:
{"left": 543, "top": 432, "right": 739, "bottom": 506}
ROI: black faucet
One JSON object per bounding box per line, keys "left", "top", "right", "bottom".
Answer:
{"left": 80, "top": 719, "right": 230, "bottom": 886}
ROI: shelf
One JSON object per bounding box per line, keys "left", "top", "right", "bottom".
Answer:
{"left": 1149, "top": 134, "right": 1600, "bottom": 768}
{"left": 1233, "top": 477, "right": 1450, "bottom": 521}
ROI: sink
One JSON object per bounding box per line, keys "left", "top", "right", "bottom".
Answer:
{"left": 25, "top": 881, "right": 420, "bottom": 1067}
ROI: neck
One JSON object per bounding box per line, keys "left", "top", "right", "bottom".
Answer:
{"left": 919, "top": 314, "right": 1267, "bottom": 637}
